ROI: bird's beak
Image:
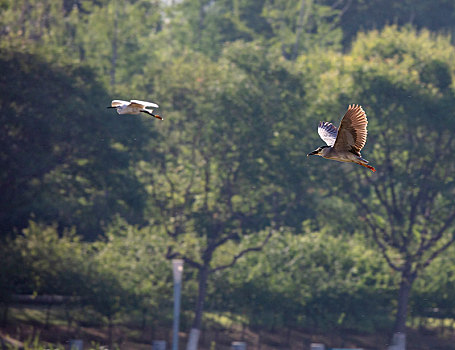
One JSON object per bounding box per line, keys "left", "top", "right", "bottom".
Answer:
{"left": 307, "top": 150, "right": 317, "bottom": 157}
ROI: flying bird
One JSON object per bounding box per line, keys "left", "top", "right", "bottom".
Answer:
{"left": 307, "top": 104, "right": 376, "bottom": 172}
{"left": 107, "top": 99, "right": 162, "bottom": 120}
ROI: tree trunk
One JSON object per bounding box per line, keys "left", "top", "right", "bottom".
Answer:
{"left": 108, "top": 315, "right": 113, "bottom": 349}
{"left": 196, "top": 0, "right": 206, "bottom": 45}
{"left": 44, "top": 304, "right": 52, "bottom": 329}
{"left": 292, "top": 0, "right": 306, "bottom": 60}
{"left": 241, "top": 321, "right": 246, "bottom": 340}
{"left": 286, "top": 327, "right": 291, "bottom": 346}
{"left": 1, "top": 303, "right": 8, "bottom": 326}
{"left": 393, "top": 272, "right": 414, "bottom": 334}
{"left": 141, "top": 308, "right": 147, "bottom": 331}
{"left": 258, "top": 329, "right": 262, "bottom": 350}
{"left": 64, "top": 304, "right": 73, "bottom": 333}
{"left": 186, "top": 264, "right": 209, "bottom": 350}
{"left": 110, "top": 0, "right": 118, "bottom": 88}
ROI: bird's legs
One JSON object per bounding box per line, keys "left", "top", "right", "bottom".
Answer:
{"left": 140, "top": 109, "right": 163, "bottom": 120}
{"left": 358, "top": 162, "right": 376, "bottom": 172}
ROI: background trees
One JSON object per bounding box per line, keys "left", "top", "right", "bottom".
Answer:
{"left": 0, "top": 51, "right": 156, "bottom": 238}
{"left": 136, "top": 43, "right": 310, "bottom": 348}
{"left": 301, "top": 26, "right": 455, "bottom": 337}
{"left": 2, "top": 0, "right": 455, "bottom": 348}
{"left": 348, "top": 28, "right": 455, "bottom": 336}
{"left": 212, "top": 230, "right": 395, "bottom": 332}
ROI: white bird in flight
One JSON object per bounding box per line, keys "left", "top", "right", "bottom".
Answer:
{"left": 107, "top": 99, "right": 162, "bottom": 120}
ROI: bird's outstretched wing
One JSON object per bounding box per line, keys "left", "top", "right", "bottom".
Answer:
{"left": 111, "top": 100, "right": 129, "bottom": 107}
{"left": 318, "top": 121, "right": 338, "bottom": 146}
{"left": 130, "top": 100, "right": 159, "bottom": 109}
{"left": 333, "top": 104, "right": 368, "bottom": 155}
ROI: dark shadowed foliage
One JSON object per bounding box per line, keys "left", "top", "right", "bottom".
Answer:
{"left": 0, "top": 52, "right": 155, "bottom": 239}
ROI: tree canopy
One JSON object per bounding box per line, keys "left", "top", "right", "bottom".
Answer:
{"left": 2, "top": 0, "right": 455, "bottom": 348}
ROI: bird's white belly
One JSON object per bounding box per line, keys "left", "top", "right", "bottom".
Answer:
{"left": 324, "top": 152, "right": 360, "bottom": 163}
{"left": 117, "top": 106, "right": 140, "bottom": 115}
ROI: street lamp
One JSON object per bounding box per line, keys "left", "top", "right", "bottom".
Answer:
{"left": 172, "top": 259, "right": 184, "bottom": 350}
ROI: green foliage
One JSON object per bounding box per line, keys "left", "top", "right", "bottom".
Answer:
{"left": 76, "top": 0, "right": 162, "bottom": 90}
{"left": 263, "top": 0, "right": 343, "bottom": 57}
{"left": 301, "top": 26, "right": 455, "bottom": 333}
{"left": 94, "top": 218, "right": 174, "bottom": 324}
{"left": 2, "top": 220, "right": 172, "bottom": 329}
{"left": 0, "top": 51, "right": 154, "bottom": 238}
{"left": 4, "top": 333, "right": 65, "bottom": 349}
{"left": 336, "top": 0, "right": 455, "bottom": 46}
{"left": 212, "top": 230, "right": 395, "bottom": 332}
{"left": 144, "top": 42, "right": 312, "bottom": 244}
{"left": 160, "top": 0, "right": 342, "bottom": 59}
{"left": 2, "top": 0, "right": 455, "bottom": 343}
{"left": 411, "top": 245, "right": 455, "bottom": 320}
{"left": 0, "top": 236, "right": 24, "bottom": 307}
{"left": 13, "top": 221, "right": 87, "bottom": 296}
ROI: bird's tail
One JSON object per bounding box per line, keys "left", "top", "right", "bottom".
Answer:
{"left": 140, "top": 109, "right": 163, "bottom": 120}
{"left": 358, "top": 162, "right": 376, "bottom": 172}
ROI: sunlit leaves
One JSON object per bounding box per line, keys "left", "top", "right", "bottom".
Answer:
{"left": 213, "top": 230, "right": 395, "bottom": 330}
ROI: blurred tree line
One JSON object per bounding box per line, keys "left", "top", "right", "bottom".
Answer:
{"left": 1, "top": 0, "right": 455, "bottom": 347}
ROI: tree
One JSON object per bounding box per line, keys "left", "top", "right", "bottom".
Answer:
{"left": 136, "top": 43, "right": 309, "bottom": 349}
{"left": 5, "top": 221, "right": 90, "bottom": 329}
{"left": 84, "top": 256, "right": 128, "bottom": 348}
{"left": 335, "top": 0, "right": 455, "bottom": 46}
{"left": 410, "top": 244, "right": 455, "bottom": 324}
{"left": 262, "top": 0, "right": 343, "bottom": 58}
{"left": 308, "top": 27, "right": 455, "bottom": 338}
{"left": 94, "top": 218, "right": 173, "bottom": 331}
{"left": 162, "top": 0, "right": 342, "bottom": 59}
{"left": 0, "top": 236, "right": 24, "bottom": 326}
{"left": 212, "top": 229, "right": 395, "bottom": 333}
{"left": 0, "top": 51, "right": 153, "bottom": 238}
{"left": 75, "top": 0, "right": 163, "bottom": 91}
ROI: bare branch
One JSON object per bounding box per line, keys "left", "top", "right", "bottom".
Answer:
{"left": 151, "top": 162, "right": 175, "bottom": 238}
{"left": 202, "top": 154, "right": 211, "bottom": 211}
{"left": 166, "top": 247, "right": 202, "bottom": 269}
{"left": 422, "top": 210, "right": 455, "bottom": 251}
{"left": 343, "top": 182, "right": 393, "bottom": 243}
{"left": 367, "top": 218, "right": 402, "bottom": 272}
{"left": 338, "top": 0, "right": 352, "bottom": 17}
{"left": 210, "top": 229, "right": 274, "bottom": 273}
{"left": 183, "top": 135, "right": 198, "bottom": 208}
{"left": 330, "top": 0, "right": 345, "bottom": 10}
{"left": 419, "top": 233, "right": 455, "bottom": 272}
{"left": 323, "top": 0, "right": 353, "bottom": 35}
{"left": 372, "top": 182, "right": 396, "bottom": 229}
{"left": 342, "top": 174, "right": 402, "bottom": 270}
{"left": 213, "top": 231, "right": 238, "bottom": 250}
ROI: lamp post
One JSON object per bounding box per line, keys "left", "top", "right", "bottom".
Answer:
{"left": 172, "top": 259, "right": 184, "bottom": 350}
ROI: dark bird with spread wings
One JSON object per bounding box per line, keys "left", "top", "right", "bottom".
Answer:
{"left": 107, "top": 99, "right": 162, "bottom": 120}
{"left": 307, "top": 104, "right": 376, "bottom": 172}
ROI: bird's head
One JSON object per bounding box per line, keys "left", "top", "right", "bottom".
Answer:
{"left": 307, "top": 145, "right": 329, "bottom": 157}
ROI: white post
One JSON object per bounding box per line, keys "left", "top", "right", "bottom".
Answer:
{"left": 231, "top": 341, "right": 247, "bottom": 350}
{"left": 186, "top": 328, "right": 201, "bottom": 350}
{"left": 69, "top": 339, "right": 83, "bottom": 350}
{"left": 152, "top": 340, "right": 166, "bottom": 350}
{"left": 388, "top": 332, "right": 405, "bottom": 350}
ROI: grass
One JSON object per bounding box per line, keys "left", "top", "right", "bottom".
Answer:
{"left": 3, "top": 305, "right": 455, "bottom": 349}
